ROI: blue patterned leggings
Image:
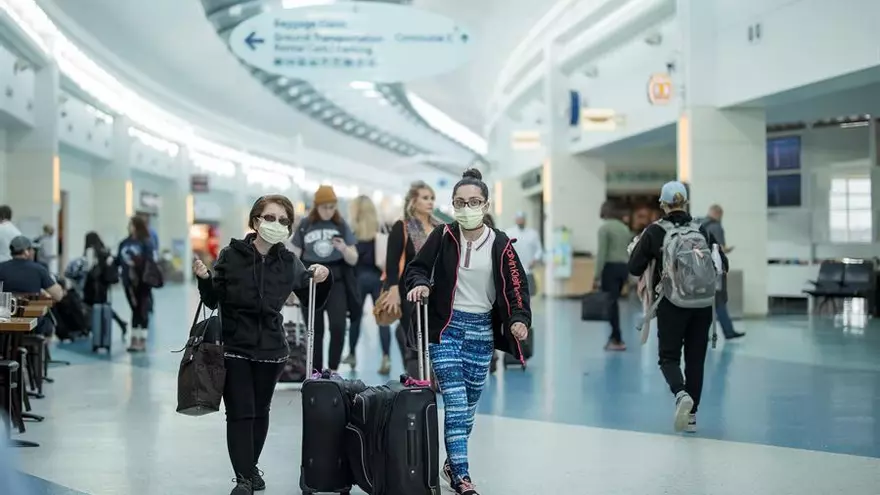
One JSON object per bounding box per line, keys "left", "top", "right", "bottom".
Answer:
{"left": 429, "top": 310, "right": 495, "bottom": 482}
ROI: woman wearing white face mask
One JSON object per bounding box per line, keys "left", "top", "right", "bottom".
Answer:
{"left": 404, "top": 168, "right": 532, "bottom": 495}
{"left": 193, "top": 195, "right": 331, "bottom": 495}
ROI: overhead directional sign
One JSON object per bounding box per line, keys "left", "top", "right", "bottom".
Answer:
{"left": 228, "top": 2, "right": 474, "bottom": 83}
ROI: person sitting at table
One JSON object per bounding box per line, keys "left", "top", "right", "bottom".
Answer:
{"left": 0, "top": 236, "right": 64, "bottom": 335}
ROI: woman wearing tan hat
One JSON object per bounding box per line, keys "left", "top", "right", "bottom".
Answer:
{"left": 292, "top": 185, "right": 360, "bottom": 372}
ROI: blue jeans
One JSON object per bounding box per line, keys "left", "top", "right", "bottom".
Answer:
{"left": 715, "top": 302, "right": 736, "bottom": 338}
{"left": 348, "top": 269, "right": 391, "bottom": 356}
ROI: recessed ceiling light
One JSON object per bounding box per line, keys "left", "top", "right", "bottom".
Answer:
{"left": 311, "top": 102, "right": 323, "bottom": 111}
{"left": 363, "top": 89, "right": 381, "bottom": 98}
{"left": 343, "top": 122, "right": 355, "bottom": 131}
{"left": 355, "top": 126, "right": 366, "bottom": 135}
{"left": 299, "top": 94, "right": 312, "bottom": 104}
{"left": 332, "top": 116, "right": 344, "bottom": 126}
{"left": 288, "top": 86, "right": 300, "bottom": 96}
{"left": 369, "top": 132, "right": 379, "bottom": 140}
{"left": 228, "top": 5, "right": 243, "bottom": 16}
{"left": 350, "top": 81, "right": 374, "bottom": 90}
{"left": 322, "top": 109, "right": 335, "bottom": 118}
{"left": 278, "top": 77, "right": 289, "bottom": 86}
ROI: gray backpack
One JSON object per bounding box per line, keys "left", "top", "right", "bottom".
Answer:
{"left": 656, "top": 219, "right": 717, "bottom": 308}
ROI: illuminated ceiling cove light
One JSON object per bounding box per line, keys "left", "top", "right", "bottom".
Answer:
{"left": 190, "top": 151, "right": 236, "bottom": 177}
{"left": 407, "top": 91, "right": 487, "bottom": 155}
{"left": 350, "top": 81, "right": 374, "bottom": 90}
{"left": 363, "top": 89, "right": 381, "bottom": 98}
{"left": 0, "top": 0, "right": 313, "bottom": 184}
{"left": 128, "top": 127, "right": 179, "bottom": 157}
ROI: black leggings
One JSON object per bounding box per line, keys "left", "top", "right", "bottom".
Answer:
{"left": 656, "top": 299, "right": 713, "bottom": 413}
{"left": 223, "top": 358, "right": 285, "bottom": 477}
{"left": 348, "top": 269, "right": 391, "bottom": 356}
{"left": 124, "top": 283, "right": 151, "bottom": 329}
{"left": 301, "top": 278, "right": 347, "bottom": 370}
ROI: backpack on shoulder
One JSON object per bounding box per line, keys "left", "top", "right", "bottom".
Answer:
{"left": 655, "top": 219, "right": 717, "bottom": 309}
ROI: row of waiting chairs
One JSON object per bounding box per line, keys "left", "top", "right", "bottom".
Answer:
{"left": 803, "top": 260, "right": 877, "bottom": 315}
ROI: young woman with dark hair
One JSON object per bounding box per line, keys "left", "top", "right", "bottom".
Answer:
{"left": 193, "top": 194, "right": 330, "bottom": 495}
{"left": 405, "top": 169, "right": 532, "bottom": 495}
{"left": 595, "top": 200, "right": 635, "bottom": 351}
{"left": 291, "top": 185, "right": 359, "bottom": 372}
{"left": 117, "top": 216, "right": 155, "bottom": 352}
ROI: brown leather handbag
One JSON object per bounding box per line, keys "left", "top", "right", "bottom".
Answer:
{"left": 373, "top": 223, "right": 407, "bottom": 326}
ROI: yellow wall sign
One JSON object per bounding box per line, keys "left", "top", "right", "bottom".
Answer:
{"left": 648, "top": 73, "right": 673, "bottom": 105}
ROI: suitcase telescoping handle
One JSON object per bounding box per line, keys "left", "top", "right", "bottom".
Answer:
{"left": 304, "top": 271, "right": 317, "bottom": 376}
{"left": 415, "top": 298, "right": 431, "bottom": 382}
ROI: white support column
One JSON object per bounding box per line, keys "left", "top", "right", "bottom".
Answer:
{"left": 678, "top": 0, "right": 768, "bottom": 316}
{"left": 221, "top": 191, "right": 251, "bottom": 243}
{"left": 93, "top": 117, "right": 133, "bottom": 247}
{"left": 5, "top": 64, "right": 59, "bottom": 259}
{"left": 166, "top": 151, "right": 193, "bottom": 283}
{"left": 542, "top": 42, "right": 606, "bottom": 298}
{"left": 869, "top": 120, "right": 879, "bottom": 242}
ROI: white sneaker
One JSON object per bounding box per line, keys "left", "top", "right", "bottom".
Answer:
{"left": 685, "top": 413, "right": 697, "bottom": 433}
{"left": 674, "top": 391, "right": 694, "bottom": 432}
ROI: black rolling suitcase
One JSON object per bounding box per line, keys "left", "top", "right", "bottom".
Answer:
{"left": 346, "top": 300, "right": 440, "bottom": 495}
{"left": 300, "top": 276, "right": 360, "bottom": 494}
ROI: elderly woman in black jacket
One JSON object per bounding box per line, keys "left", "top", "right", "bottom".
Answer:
{"left": 193, "top": 194, "right": 330, "bottom": 495}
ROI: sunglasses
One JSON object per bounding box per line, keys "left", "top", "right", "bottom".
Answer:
{"left": 259, "top": 214, "right": 291, "bottom": 226}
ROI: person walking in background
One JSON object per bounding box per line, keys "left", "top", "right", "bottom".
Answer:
{"left": 34, "top": 224, "right": 56, "bottom": 271}
{"left": 628, "top": 182, "right": 728, "bottom": 433}
{"left": 65, "top": 232, "right": 127, "bottom": 334}
{"left": 594, "top": 201, "right": 634, "bottom": 351}
{"left": 702, "top": 204, "right": 745, "bottom": 340}
{"left": 505, "top": 212, "right": 542, "bottom": 295}
{"left": 343, "top": 195, "right": 393, "bottom": 374}
{"left": 291, "top": 185, "right": 360, "bottom": 372}
{"left": 380, "top": 180, "right": 441, "bottom": 378}
{"left": 0, "top": 206, "right": 21, "bottom": 264}
{"left": 405, "top": 168, "right": 531, "bottom": 495}
{"left": 194, "top": 194, "right": 330, "bottom": 495}
{"left": 118, "top": 216, "right": 155, "bottom": 352}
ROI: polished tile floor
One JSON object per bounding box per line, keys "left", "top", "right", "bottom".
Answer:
{"left": 9, "top": 284, "right": 880, "bottom": 494}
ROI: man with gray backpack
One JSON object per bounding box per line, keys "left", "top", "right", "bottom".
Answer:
{"left": 627, "top": 181, "right": 728, "bottom": 433}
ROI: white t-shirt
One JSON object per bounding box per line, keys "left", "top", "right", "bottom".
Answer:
{"left": 453, "top": 227, "right": 496, "bottom": 314}
{"left": 505, "top": 226, "right": 542, "bottom": 274}
{"left": 0, "top": 221, "right": 22, "bottom": 263}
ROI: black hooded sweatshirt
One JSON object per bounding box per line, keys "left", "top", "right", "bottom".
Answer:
{"left": 197, "top": 233, "right": 330, "bottom": 361}
{"left": 404, "top": 223, "right": 532, "bottom": 365}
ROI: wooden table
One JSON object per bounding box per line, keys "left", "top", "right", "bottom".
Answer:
{"left": 0, "top": 318, "right": 38, "bottom": 333}
{"left": 23, "top": 300, "right": 53, "bottom": 309}
{"left": 21, "top": 306, "right": 48, "bottom": 318}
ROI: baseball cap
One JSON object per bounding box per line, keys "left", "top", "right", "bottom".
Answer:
{"left": 659, "top": 181, "right": 688, "bottom": 205}
{"left": 9, "top": 235, "right": 32, "bottom": 255}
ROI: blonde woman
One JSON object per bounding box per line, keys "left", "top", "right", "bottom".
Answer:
{"left": 343, "top": 195, "right": 392, "bottom": 374}
{"left": 381, "top": 180, "right": 442, "bottom": 377}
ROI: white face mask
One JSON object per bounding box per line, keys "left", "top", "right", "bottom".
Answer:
{"left": 454, "top": 205, "right": 486, "bottom": 230}
{"left": 257, "top": 221, "right": 289, "bottom": 245}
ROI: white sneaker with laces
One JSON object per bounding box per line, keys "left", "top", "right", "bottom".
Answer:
{"left": 674, "top": 391, "right": 694, "bottom": 432}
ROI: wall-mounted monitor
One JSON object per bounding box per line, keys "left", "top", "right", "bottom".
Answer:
{"left": 767, "top": 136, "right": 801, "bottom": 171}
{"left": 767, "top": 174, "right": 802, "bottom": 207}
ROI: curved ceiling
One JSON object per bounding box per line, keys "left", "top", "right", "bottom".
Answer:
{"left": 407, "top": 0, "right": 561, "bottom": 134}
{"left": 38, "top": 0, "right": 556, "bottom": 178}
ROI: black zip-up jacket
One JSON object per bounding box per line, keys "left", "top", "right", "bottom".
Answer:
{"left": 404, "top": 223, "right": 532, "bottom": 365}
{"left": 628, "top": 210, "right": 729, "bottom": 291}
{"left": 197, "top": 233, "right": 331, "bottom": 361}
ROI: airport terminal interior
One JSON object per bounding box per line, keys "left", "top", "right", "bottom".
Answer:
{"left": 0, "top": 0, "right": 879, "bottom": 493}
